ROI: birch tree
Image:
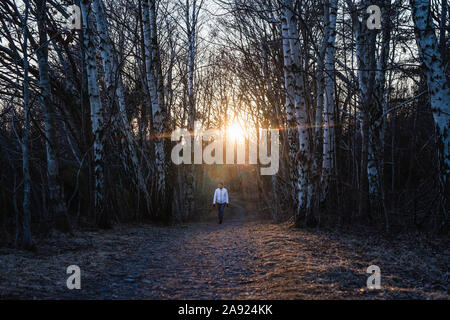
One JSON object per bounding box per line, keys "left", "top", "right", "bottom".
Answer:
{"left": 280, "top": 0, "right": 312, "bottom": 224}
{"left": 20, "top": 0, "right": 32, "bottom": 249}
{"left": 142, "top": 0, "right": 168, "bottom": 208}
{"left": 371, "top": 0, "right": 392, "bottom": 231}
{"left": 410, "top": 0, "right": 450, "bottom": 215}
{"left": 81, "top": 0, "right": 107, "bottom": 227}
{"left": 92, "top": 0, "right": 152, "bottom": 213}
{"left": 183, "top": 0, "right": 203, "bottom": 219}
{"left": 346, "top": 0, "right": 377, "bottom": 219}
{"left": 321, "top": 0, "right": 337, "bottom": 201}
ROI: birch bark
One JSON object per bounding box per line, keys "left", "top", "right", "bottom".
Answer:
{"left": 184, "top": 0, "right": 200, "bottom": 220}
{"left": 346, "top": 0, "right": 377, "bottom": 219}
{"left": 370, "top": 0, "right": 391, "bottom": 231}
{"left": 81, "top": 0, "right": 107, "bottom": 227}
{"left": 321, "top": 0, "right": 337, "bottom": 201}
{"left": 411, "top": 0, "right": 450, "bottom": 214}
{"left": 280, "top": 0, "right": 312, "bottom": 223}
{"left": 143, "top": 0, "right": 167, "bottom": 205}
{"left": 92, "top": 0, "right": 151, "bottom": 213}
{"left": 21, "top": 0, "right": 32, "bottom": 248}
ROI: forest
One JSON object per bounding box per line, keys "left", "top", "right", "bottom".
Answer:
{"left": 0, "top": 0, "right": 448, "bottom": 300}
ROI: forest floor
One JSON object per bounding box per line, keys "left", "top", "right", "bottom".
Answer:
{"left": 0, "top": 194, "right": 448, "bottom": 299}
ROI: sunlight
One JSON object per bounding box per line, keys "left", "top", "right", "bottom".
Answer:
{"left": 226, "top": 121, "right": 246, "bottom": 143}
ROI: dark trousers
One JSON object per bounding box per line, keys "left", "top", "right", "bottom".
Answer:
{"left": 217, "top": 203, "right": 226, "bottom": 222}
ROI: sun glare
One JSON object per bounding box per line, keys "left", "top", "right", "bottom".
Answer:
{"left": 227, "top": 122, "right": 245, "bottom": 143}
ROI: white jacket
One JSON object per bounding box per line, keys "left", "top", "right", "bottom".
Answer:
{"left": 213, "top": 188, "right": 229, "bottom": 204}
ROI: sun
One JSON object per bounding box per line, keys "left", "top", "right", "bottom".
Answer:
{"left": 227, "top": 122, "right": 245, "bottom": 143}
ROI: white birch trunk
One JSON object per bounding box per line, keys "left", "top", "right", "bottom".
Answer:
{"left": 21, "top": 0, "right": 32, "bottom": 248}
{"left": 368, "top": 1, "right": 390, "bottom": 202}
{"left": 411, "top": 0, "right": 450, "bottom": 213}
{"left": 92, "top": 0, "right": 113, "bottom": 92}
{"left": 281, "top": 3, "right": 299, "bottom": 210}
{"left": 92, "top": 0, "right": 151, "bottom": 213}
{"left": 346, "top": 0, "right": 377, "bottom": 218}
{"left": 143, "top": 0, "right": 166, "bottom": 203}
{"left": 281, "top": 0, "right": 311, "bottom": 223}
{"left": 81, "top": 0, "right": 107, "bottom": 226}
{"left": 187, "top": 0, "right": 197, "bottom": 131}
{"left": 184, "top": 0, "right": 198, "bottom": 220}
{"left": 370, "top": 0, "right": 391, "bottom": 231}
{"left": 321, "top": 0, "right": 337, "bottom": 201}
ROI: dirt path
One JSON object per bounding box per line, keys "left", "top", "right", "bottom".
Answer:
{"left": 0, "top": 195, "right": 448, "bottom": 299}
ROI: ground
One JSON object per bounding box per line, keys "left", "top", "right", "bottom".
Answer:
{"left": 0, "top": 195, "right": 448, "bottom": 299}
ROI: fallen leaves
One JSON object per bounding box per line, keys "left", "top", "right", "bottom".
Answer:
{"left": 0, "top": 198, "right": 448, "bottom": 300}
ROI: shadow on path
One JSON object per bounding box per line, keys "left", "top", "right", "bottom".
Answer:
{"left": 0, "top": 194, "right": 447, "bottom": 299}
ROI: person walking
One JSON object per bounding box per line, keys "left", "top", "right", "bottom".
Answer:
{"left": 213, "top": 182, "right": 229, "bottom": 224}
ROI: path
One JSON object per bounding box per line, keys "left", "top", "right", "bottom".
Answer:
{"left": 0, "top": 195, "right": 447, "bottom": 299}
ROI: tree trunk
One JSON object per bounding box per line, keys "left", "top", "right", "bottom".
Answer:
{"left": 92, "top": 0, "right": 151, "bottom": 214}
{"left": 81, "top": 0, "right": 107, "bottom": 228}
{"left": 411, "top": 0, "right": 450, "bottom": 220}
{"left": 143, "top": 0, "right": 168, "bottom": 212}
{"left": 321, "top": 0, "right": 337, "bottom": 202}
{"left": 346, "top": 0, "right": 377, "bottom": 220}
{"left": 21, "top": 0, "right": 32, "bottom": 249}
{"left": 281, "top": 0, "right": 312, "bottom": 225}
{"left": 184, "top": 0, "right": 198, "bottom": 220}
{"left": 36, "top": 0, "right": 71, "bottom": 232}
{"left": 371, "top": 0, "right": 391, "bottom": 231}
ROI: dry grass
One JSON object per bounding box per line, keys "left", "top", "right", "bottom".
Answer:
{"left": 0, "top": 200, "right": 447, "bottom": 300}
